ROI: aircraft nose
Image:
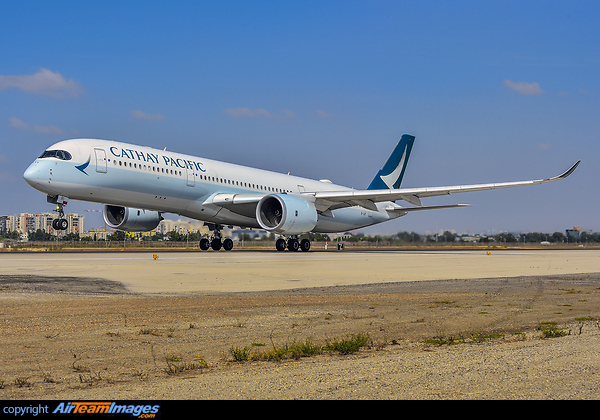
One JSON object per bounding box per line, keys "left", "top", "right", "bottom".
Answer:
{"left": 23, "top": 161, "right": 40, "bottom": 187}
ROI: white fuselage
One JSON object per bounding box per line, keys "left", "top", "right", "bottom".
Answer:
{"left": 23, "top": 139, "right": 397, "bottom": 233}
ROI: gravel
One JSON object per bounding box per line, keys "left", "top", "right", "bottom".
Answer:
{"left": 1, "top": 273, "right": 599, "bottom": 399}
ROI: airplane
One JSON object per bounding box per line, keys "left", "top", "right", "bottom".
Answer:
{"left": 23, "top": 134, "right": 580, "bottom": 252}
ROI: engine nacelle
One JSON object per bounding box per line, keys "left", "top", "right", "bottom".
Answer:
{"left": 256, "top": 194, "right": 318, "bottom": 235}
{"left": 103, "top": 205, "right": 163, "bottom": 232}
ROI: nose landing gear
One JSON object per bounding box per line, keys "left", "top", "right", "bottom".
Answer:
{"left": 47, "top": 195, "right": 69, "bottom": 231}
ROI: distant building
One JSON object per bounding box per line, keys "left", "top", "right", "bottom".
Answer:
{"left": 0, "top": 212, "right": 242, "bottom": 241}
{"left": 566, "top": 226, "right": 582, "bottom": 241}
{"left": 0, "top": 212, "right": 84, "bottom": 237}
{"left": 0, "top": 215, "right": 15, "bottom": 233}
{"left": 156, "top": 218, "right": 211, "bottom": 237}
{"left": 87, "top": 227, "right": 107, "bottom": 241}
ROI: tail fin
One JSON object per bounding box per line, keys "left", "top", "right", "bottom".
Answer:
{"left": 367, "top": 134, "right": 415, "bottom": 190}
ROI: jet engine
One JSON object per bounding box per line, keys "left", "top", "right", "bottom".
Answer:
{"left": 256, "top": 194, "right": 317, "bottom": 235}
{"left": 103, "top": 205, "right": 163, "bottom": 232}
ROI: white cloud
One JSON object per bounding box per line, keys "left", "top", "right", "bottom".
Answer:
{"left": 32, "top": 123, "right": 65, "bottom": 135}
{"left": 314, "top": 109, "right": 334, "bottom": 118}
{"left": 0, "top": 68, "right": 83, "bottom": 98}
{"left": 503, "top": 80, "right": 544, "bottom": 95}
{"left": 9, "top": 116, "right": 65, "bottom": 135}
{"left": 224, "top": 107, "right": 297, "bottom": 120}
{"left": 283, "top": 109, "right": 296, "bottom": 119}
{"left": 9, "top": 116, "right": 29, "bottom": 130}
{"left": 537, "top": 142, "right": 552, "bottom": 151}
{"left": 224, "top": 107, "right": 273, "bottom": 118}
{"left": 131, "top": 110, "right": 165, "bottom": 121}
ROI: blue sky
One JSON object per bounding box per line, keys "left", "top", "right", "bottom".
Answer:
{"left": 1, "top": 1, "right": 598, "bottom": 235}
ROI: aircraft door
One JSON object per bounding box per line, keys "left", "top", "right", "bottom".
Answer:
{"left": 186, "top": 167, "right": 195, "bottom": 187}
{"left": 94, "top": 148, "right": 107, "bottom": 173}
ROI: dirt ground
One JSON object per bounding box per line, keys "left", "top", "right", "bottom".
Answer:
{"left": 1, "top": 272, "right": 600, "bottom": 399}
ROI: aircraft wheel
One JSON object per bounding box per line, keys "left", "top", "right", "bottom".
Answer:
{"left": 287, "top": 238, "right": 299, "bottom": 252}
{"left": 58, "top": 218, "right": 69, "bottom": 230}
{"left": 199, "top": 238, "right": 210, "bottom": 251}
{"left": 300, "top": 239, "right": 311, "bottom": 252}
{"left": 211, "top": 238, "right": 222, "bottom": 251}
{"left": 275, "top": 238, "right": 287, "bottom": 252}
{"left": 52, "top": 219, "right": 60, "bottom": 230}
{"left": 223, "top": 238, "right": 234, "bottom": 251}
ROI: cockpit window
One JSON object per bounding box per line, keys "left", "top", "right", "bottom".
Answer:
{"left": 39, "top": 150, "right": 72, "bottom": 160}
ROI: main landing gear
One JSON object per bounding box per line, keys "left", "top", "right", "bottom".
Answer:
{"left": 47, "top": 195, "right": 69, "bottom": 231}
{"left": 199, "top": 225, "right": 311, "bottom": 252}
{"left": 200, "top": 223, "right": 233, "bottom": 251}
{"left": 276, "top": 236, "right": 311, "bottom": 252}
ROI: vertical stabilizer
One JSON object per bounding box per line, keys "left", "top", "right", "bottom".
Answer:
{"left": 367, "top": 134, "right": 415, "bottom": 190}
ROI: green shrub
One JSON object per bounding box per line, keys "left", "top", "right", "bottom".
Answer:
{"left": 538, "top": 322, "right": 568, "bottom": 338}
{"left": 324, "top": 334, "right": 371, "bottom": 355}
{"left": 229, "top": 334, "right": 371, "bottom": 362}
{"left": 229, "top": 346, "right": 250, "bottom": 362}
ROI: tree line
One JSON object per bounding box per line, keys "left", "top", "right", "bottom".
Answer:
{"left": 340, "top": 230, "right": 596, "bottom": 244}
{"left": 1, "top": 229, "right": 597, "bottom": 244}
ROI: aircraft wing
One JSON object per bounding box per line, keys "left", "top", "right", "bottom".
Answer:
{"left": 311, "top": 160, "right": 581, "bottom": 212}
{"left": 211, "top": 161, "right": 579, "bottom": 216}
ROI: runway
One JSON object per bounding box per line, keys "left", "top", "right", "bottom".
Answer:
{"left": 1, "top": 249, "right": 599, "bottom": 294}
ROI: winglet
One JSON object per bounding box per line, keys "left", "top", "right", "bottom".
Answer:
{"left": 548, "top": 160, "right": 580, "bottom": 181}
